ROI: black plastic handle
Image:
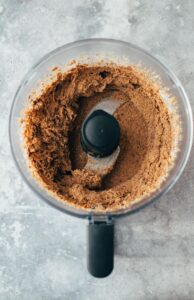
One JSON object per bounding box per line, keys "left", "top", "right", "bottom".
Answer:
{"left": 87, "top": 221, "right": 114, "bottom": 278}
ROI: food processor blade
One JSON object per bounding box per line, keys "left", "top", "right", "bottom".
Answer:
{"left": 81, "top": 98, "right": 123, "bottom": 175}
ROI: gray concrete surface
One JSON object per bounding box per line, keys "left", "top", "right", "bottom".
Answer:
{"left": 0, "top": 0, "right": 194, "bottom": 299}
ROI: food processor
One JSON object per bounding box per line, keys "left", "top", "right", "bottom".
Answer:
{"left": 9, "top": 39, "right": 193, "bottom": 278}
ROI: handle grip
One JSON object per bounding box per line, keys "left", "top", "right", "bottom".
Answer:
{"left": 87, "top": 221, "right": 114, "bottom": 278}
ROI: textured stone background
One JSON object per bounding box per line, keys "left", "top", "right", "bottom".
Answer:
{"left": 0, "top": 0, "right": 194, "bottom": 299}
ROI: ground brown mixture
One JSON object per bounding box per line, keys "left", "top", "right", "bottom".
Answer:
{"left": 23, "top": 64, "right": 172, "bottom": 211}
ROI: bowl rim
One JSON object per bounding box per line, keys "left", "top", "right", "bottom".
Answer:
{"left": 9, "top": 38, "right": 193, "bottom": 219}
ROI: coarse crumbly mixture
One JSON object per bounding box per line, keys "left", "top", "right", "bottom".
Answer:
{"left": 22, "top": 64, "right": 173, "bottom": 211}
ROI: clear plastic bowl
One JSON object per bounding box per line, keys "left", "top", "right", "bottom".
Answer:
{"left": 9, "top": 38, "right": 193, "bottom": 219}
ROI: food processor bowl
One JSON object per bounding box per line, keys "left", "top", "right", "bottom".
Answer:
{"left": 9, "top": 39, "right": 193, "bottom": 277}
